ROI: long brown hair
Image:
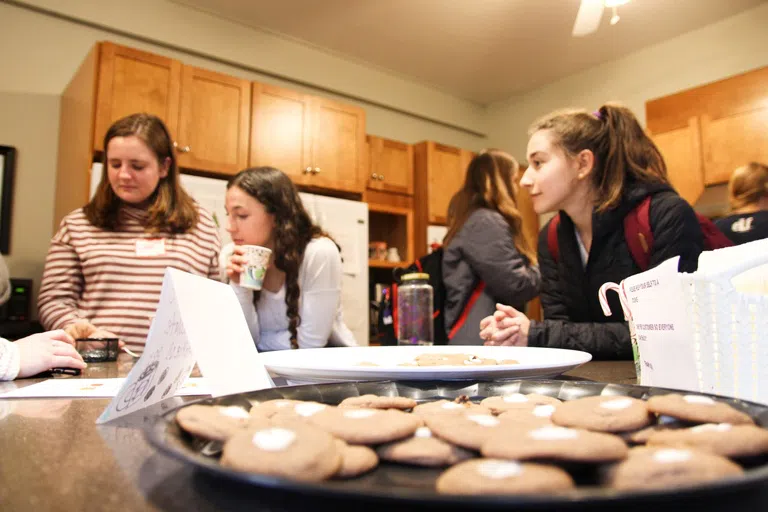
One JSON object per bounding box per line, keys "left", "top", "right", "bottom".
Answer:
{"left": 728, "top": 162, "right": 768, "bottom": 212}
{"left": 228, "top": 167, "right": 330, "bottom": 349}
{"left": 529, "top": 103, "right": 669, "bottom": 212}
{"left": 84, "top": 113, "right": 198, "bottom": 233}
{"left": 443, "top": 149, "right": 537, "bottom": 264}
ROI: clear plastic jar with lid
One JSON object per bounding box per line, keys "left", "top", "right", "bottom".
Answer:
{"left": 397, "top": 272, "right": 434, "bottom": 346}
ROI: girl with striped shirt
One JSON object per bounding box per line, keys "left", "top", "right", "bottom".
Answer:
{"left": 38, "top": 114, "right": 220, "bottom": 354}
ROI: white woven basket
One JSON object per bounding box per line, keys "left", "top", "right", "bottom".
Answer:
{"left": 680, "top": 243, "right": 768, "bottom": 404}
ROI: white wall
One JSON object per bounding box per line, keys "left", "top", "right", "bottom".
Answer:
{"left": 486, "top": 2, "right": 768, "bottom": 160}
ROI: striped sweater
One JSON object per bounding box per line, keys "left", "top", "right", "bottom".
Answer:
{"left": 38, "top": 205, "right": 221, "bottom": 353}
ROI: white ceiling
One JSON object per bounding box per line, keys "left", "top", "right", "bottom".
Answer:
{"left": 171, "top": 0, "right": 766, "bottom": 104}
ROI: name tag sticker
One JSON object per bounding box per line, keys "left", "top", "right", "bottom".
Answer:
{"left": 135, "top": 238, "right": 166, "bottom": 257}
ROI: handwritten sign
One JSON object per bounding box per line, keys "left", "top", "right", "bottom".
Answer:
{"left": 622, "top": 257, "right": 697, "bottom": 390}
{"left": 97, "top": 268, "right": 274, "bottom": 424}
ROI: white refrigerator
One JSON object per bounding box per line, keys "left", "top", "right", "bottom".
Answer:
{"left": 169, "top": 173, "right": 369, "bottom": 346}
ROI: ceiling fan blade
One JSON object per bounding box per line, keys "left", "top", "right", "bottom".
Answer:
{"left": 572, "top": 0, "right": 605, "bottom": 37}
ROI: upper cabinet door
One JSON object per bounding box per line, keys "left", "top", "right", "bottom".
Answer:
{"left": 310, "top": 97, "right": 365, "bottom": 194}
{"left": 428, "top": 143, "right": 466, "bottom": 225}
{"left": 176, "top": 66, "right": 251, "bottom": 175}
{"left": 651, "top": 117, "right": 705, "bottom": 205}
{"left": 250, "top": 83, "right": 313, "bottom": 182}
{"left": 367, "top": 136, "right": 414, "bottom": 195}
{"left": 94, "top": 42, "right": 181, "bottom": 150}
{"left": 701, "top": 108, "right": 768, "bottom": 186}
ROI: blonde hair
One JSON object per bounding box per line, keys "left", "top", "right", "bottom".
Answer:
{"left": 728, "top": 162, "right": 768, "bottom": 212}
{"left": 444, "top": 149, "right": 536, "bottom": 264}
{"left": 529, "top": 103, "right": 669, "bottom": 212}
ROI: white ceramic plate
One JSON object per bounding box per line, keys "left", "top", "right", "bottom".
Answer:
{"left": 259, "top": 345, "right": 592, "bottom": 382}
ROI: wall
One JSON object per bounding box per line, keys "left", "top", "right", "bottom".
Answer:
{"left": 486, "top": 2, "right": 768, "bottom": 160}
{"left": 0, "top": 1, "right": 488, "bottom": 317}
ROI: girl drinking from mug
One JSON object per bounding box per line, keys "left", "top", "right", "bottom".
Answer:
{"left": 223, "top": 167, "right": 356, "bottom": 350}
{"left": 38, "top": 113, "right": 221, "bottom": 354}
{"left": 480, "top": 103, "right": 704, "bottom": 359}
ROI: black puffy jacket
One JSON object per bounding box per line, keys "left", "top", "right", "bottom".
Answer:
{"left": 527, "top": 182, "right": 704, "bottom": 360}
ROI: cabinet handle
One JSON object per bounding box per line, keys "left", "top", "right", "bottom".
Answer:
{"left": 173, "top": 141, "right": 191, "bottom": 153}
{"left": 371, "top": 173, "right": 379, "bottom": 180}
{"left": 304, "top": 167, "right": 313, "bottom": 174}
{"left": 378, "top": 174, "right": 385, "bottom": 181}
{"left": 313, "top": 167, "right": 321, "bottom": 174}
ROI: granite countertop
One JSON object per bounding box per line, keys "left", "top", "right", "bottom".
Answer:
{"left": 0, "top": 356, "right": 765, "bottom": 512}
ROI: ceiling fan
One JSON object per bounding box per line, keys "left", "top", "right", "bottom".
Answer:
{"left": 572, "top": 0, "right": 630, "bottom": 37}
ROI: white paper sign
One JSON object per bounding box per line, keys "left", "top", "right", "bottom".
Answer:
{"left": 622, "top": 257, "right": 698, "bottom": 390}
{"left": 0, "top": 378, "right": 210, "bottom": 399}
{"left": 97, "top": 269, "right": 274, "bottom": 424}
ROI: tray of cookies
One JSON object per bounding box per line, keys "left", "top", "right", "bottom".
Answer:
{"left": 258, "top": 346, "right": 593, "bottom": 382}
{"left": 145, "top": 379, "right": 768, "bottom": 507}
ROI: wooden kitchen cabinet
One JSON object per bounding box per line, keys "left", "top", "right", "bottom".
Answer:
{"left": 650, "top": 117, "right": 705, "bottom": 206}
{"left": 647, "top": 66, "right": 768, "bottom": 205}
{"left": 176, "top": 65, "right": 250, "bottom": 174}
{"left": 93, "top": 43, "right": 250, "bottom": 174}
{"left": 250, "top": 84, "right": 366, "bottom": 194}
{"left": 366, "top": 135, "right": 413, "bottom": 195}
{"left": 93, "top": 42, "right": 181, "bottom": 150}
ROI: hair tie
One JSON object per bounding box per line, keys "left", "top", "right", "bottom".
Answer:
{"left": 592, "top": 110, "right": 603, "bottom": 120}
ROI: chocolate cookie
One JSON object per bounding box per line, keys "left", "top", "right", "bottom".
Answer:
{"left": 647, "top": 423, "right": 768, "bottom": 458}
{"left": 221, "top": 423, "right": 341, "bottom": 482}
{"left": 308, "top": 407, "right": 422, "bottom": 445}
{"left": 338, "top": 394, "right": 417, "bottom": 410}
{"left": 606, "top": 447, "right": 743, "bottom": 490}
{"left": 412, "top": 399, "right": 488, "bottom": 417}
{"left": 498, "top": 404, "right": 557, "bottom": 429}
{"left": 481, "top": 393, "right": 562, "bottom": 415}
{"left": 425, "top": 413, "right": 508, "bottom": 450}
{"left": 482, "top": 425, "right": 628, "bottom": 463}
{"left": 376, "top": 426, "right": 475, "bottom": 467}
{"left": 551, "top": 396, "right": 652, "bottom": 433}
{"left": 268, "top": 401, "right": 331, "bottom": 423}
{"left": 250, "top": 399, "right": 303, "bottom": 418}
{"left": 646, "top": 394, "right": 754, "bottom": 426}
{"left": 436, "top": 459, "right": 575, "bottom": 495}
{"left": 176, "top": 404, "right": 258, "bottom": 441}
{"left": 333, "top": 439, "right": 379, "bottom": 478}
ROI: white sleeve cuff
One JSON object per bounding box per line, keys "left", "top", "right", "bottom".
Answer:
{"left": 0, "top": 339, "right": 21, "bottom": 381}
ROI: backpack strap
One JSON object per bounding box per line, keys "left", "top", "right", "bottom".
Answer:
{"left": 623, "top": 196, "right": 653, "bottom": 271}
{"left": 447, "top": 281, "right": 486, "bottom": 340}
{"left": 547, "top": 214, "right": 561, "bottom": 264}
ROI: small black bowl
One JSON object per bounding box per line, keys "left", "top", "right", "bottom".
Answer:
{"left": 75, "top": 337, "right": 119, "bottom": 362}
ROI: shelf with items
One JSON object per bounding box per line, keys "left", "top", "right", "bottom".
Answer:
{"left": 368, "top": 204, "right": 414, "bottom": 270}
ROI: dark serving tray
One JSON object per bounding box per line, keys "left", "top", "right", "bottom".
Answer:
{"left": 144, "top": 379, "right": 768, "bottom": 509}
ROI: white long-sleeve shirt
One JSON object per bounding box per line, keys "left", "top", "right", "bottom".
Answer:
{"left": 224, "top": 237, "right": 357, "bottom": 351}
{"left": 0, "top": 338, "right": 20, "bottom": 381}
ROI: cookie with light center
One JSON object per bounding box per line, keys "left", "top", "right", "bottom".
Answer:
{"left": 481, "top": 393, "right": 562, "bottom": 415}
{"left": 308, "top": 407, "right": 422, "bottom": 445}
{"left": 221, "top": 423, "right": 341, "bottom": 482}
{"left": 498, "top": 404, "right": 558, "bottom": 429}
{"left": 551, "top": 395, "right": 652, "bottom": 432}
{"left": 436, "top": 459, "right": 575, "bottom": 495}
{"left": 175, "top": 404, "right": 259, "bottom": 442}
{"left": 482, "top": 425, "right": 628, "bottom": 463}
{"left": 338, "top": 394, "right": 417, "bottom": 410}
{"left": 605, "top": 446, "right": 743, "bottom": 491}
{"left": 646, "top": 423, "right": 768, "bottom": 458}
{"left": 425, "top": 412, "right": 511, "bottom": 450}
{"left": 646, "top": 394, "right": 754, "bottom": 425}
{"left": 376, "top": 426, "right": 475, "bottom": 467}
{"left": 412, "top": 399, "right": 488, "bottom": 417}
{"left": 249, "top": 399, "right": 303, "bottom": 419}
